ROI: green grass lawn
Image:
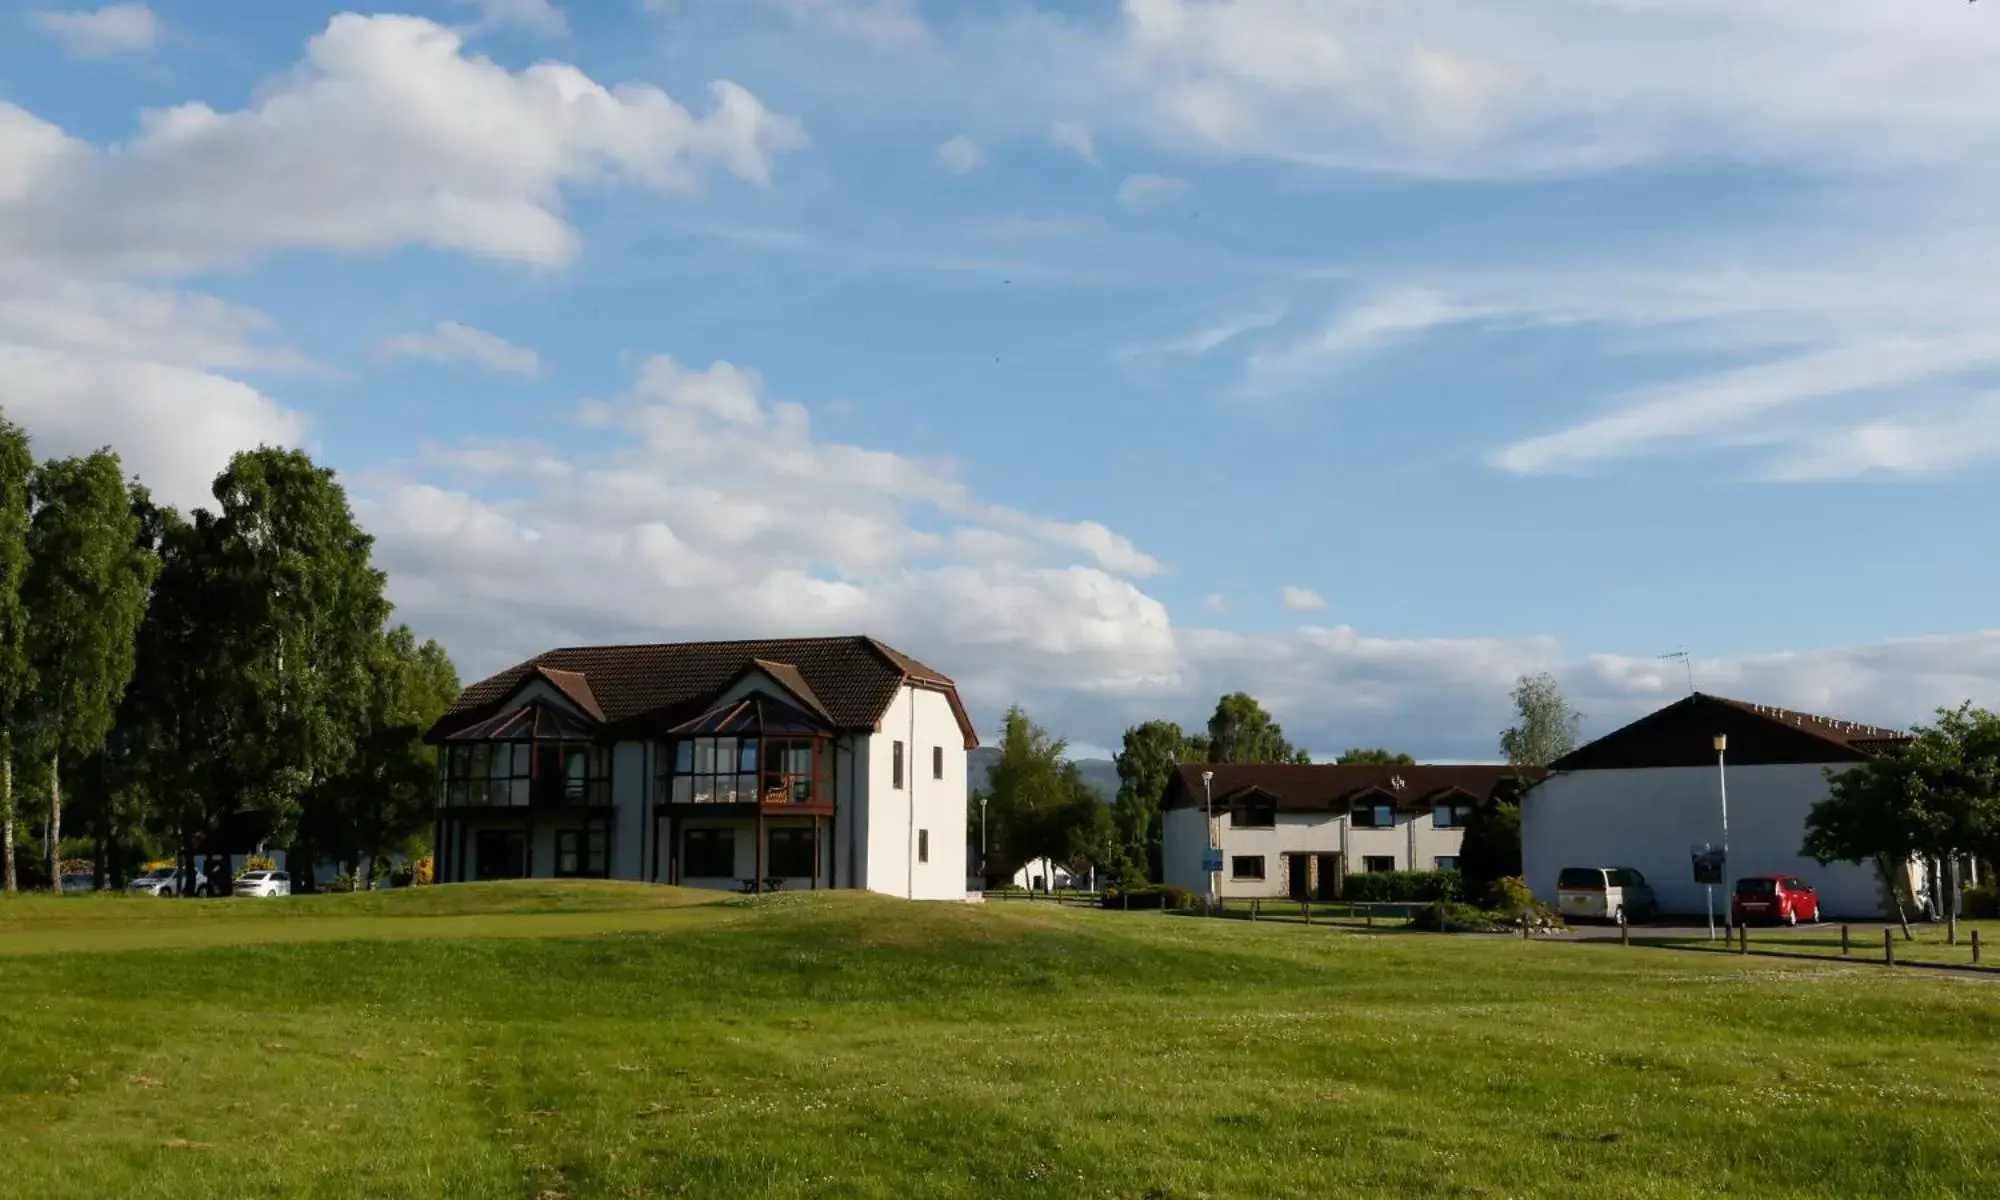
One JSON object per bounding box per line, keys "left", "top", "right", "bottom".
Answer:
{"left": 3, "top": 885, "right": 1998, "bottom": 1199}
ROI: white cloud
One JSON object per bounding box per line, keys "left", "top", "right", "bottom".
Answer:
{"left": 767, "top": 0, "right": 929, "bottom": 49}
{"left": 1200, "top": 593, "right": 1228, "bottom": 613}
{"left": 1114, "top": 172, "right": 1186, "bottom": 208}
{"left": 1050, "top": 119, "right": 1098, "bottom": 165}
{"left": 937, "top": 134, "right": 984, "bottom": 175}
{"left": 0, "top": 14, "right": 804, "bottom": 275}
{"left": 454, "top": 0, "right": 569, "bottom": 37}
{"left": 31, "top": 4, "right": 159, "bottom": 59}
{"left": 1238, "top": 289, "right": 1469, "bottom": 397}
{"left": 1281, "top": 586, "right": 1325, "bottom": 612}
{"left": 375, "top": 321, "right": 542, "bottom": 378}
{"left": 0, "top": 13, "right": 800, "bottom": 512}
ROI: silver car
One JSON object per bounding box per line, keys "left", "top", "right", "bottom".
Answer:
{"left": 1556, "top": 866, "right": 1659, "bottom": 924}
{"left": 231, "top": 870, "right": 291, "bottom": 898}
{"left": 128, "top": 866, "right": 210, "bottom": 898}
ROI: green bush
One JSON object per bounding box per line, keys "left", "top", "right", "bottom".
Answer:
{"left": 1344, "top": 869, "right": 1462, "bottom": 904}
{"left": 1484, "top": 875, "right": 1537, "bottom": 913}
{"left": 1964, "top": 885, "right": 2000, "bottom": 920}
{"left": 1408, "top": 902, "right": 1504, "bottom": 933}
{"left": 1101, "top": 884, "right": 1198, "bottom": 911}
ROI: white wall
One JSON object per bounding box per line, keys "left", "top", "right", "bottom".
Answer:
{"left": 1162, "top": 806, "right": 1470, "bottom": 897}
{"left": 860, "top": 685, "right": 968, "bottom": 900}
{"left": 1522, "top": 764, "right": 1887, "bottom": 918}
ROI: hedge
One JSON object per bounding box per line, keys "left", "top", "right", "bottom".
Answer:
{"left": 1101, "top": 884, "right": 1198, "bottom": 911}
{"left": 1343, "top": 869, "right": 1462, "bottom": 904}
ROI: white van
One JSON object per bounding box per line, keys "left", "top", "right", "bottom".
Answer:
{"left": 1556, "top": 866, "right": 1658, "bottom": 924}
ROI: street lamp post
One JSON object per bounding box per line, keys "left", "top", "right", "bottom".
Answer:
{"left": 1714, "top": 733, "right": 1729, "bottom": 937}
{"left": 978, "top": 793, "right": 989, "bottom": 890}
{"left": 1202, "top": 770, "right": 1217, "bottom": 913}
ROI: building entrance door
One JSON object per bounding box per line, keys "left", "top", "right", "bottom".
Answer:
{"left": 1286, "top": 854, "right": 1311, "bottom": 901}
{"left": 1315, "top": 854, "right": 1343, "bottom": 901}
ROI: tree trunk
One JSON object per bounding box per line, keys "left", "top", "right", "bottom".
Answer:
{"left": 1, "top": 748, "right": 13, "bottom": 895}
{"left": 1947, "top": 854, "right": 1960, "bottom": 946}
{"left": 1879, "top": 856, "right": 1914, "bottom": 940}
{"left": 45, "top": 747, "right": 60, "bottom": 896}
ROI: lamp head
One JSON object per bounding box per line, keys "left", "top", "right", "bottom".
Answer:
{"left": 1201, "top": 770, "right": 1214, "bottom": 787}
{"left": 1712, "top": 734, "right": 1728, "bottom": 753}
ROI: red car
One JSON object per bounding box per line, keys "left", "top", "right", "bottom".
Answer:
{"left": 1732, "top": 875, "right": 1821, "bottom": 926}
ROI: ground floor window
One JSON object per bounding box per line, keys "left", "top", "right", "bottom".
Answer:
{"left": 556, "top": 828, "right": 607, "bottom": 878}
{"left": 1434, "top": 856, "right": 1459, "bottom": 871}
{"left": 768, "top": 827, "right": 815, "bottom": 877}
{"left": 1362, "top": 855, "right": 1396, "bottom": 874}
{"left": 684, "top": 827, "right": 736, "bottom": 877}
{"left": 918, "top": 828, "right": 930, "bottom": 864}
{"left": 1231, "top": 855, "right": 1266, "bottom": 880}
{"left": 474, "top": 829, "right": 527, "bottom": 881}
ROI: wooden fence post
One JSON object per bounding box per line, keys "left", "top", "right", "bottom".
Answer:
{"left": 1973, "top": 929, "right": 1982, "bottom": 965}
{"left": 1738, "top": 925, "right": 1748, "bottom": 955}
{"left": 1303, "top": 901, "right": 1311, "bottom": 926}
{"left": 1621, "top": 920, "right": 1630, "bottom": 948}
{"left": 1521, "top": 916, "right": 1531, "bottom": 941}
{"left": 1122, "top": 891, "right": 1130, "bottom": 912}
{"left": 1840, "top": 925, "right": 1850, "bottom": 956}
{"left": 1365, "top": 906, "right": 1373, "bottom": 929}
{"left": 1884, "top": 928, "right": 1895, "bottom": 966}
{"left": 1251, "top": 899, "right": 1259, "bottom": 922}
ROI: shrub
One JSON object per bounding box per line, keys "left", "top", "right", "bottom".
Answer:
{"left": 1964, "top": 885, "right": 1999, "bottom": 920}
{"left": 1101, "top": 883, "right": 1199, "bottom": 912}
{"left": 1408, "top": 902, "right": 1504, "bottom": 933}
{"left": 1344, "top": 869, "right": 1462, "bottom": 904}
{"left": 1484, "top": 875, "right": 1537, "bottom": 914}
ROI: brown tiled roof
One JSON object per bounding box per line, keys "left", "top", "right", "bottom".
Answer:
{"left": 747, "top": 658, "right": 833, "bottom": 724}
{"left": 1162, "top": 763, "right": 1539, "bottom": 812}
{"left": 534, "top": 667, "right": 604, "bottom": 721}
{"left": 1707, "top": 695, "right": 1905, "bottom": 748}
{"left": 1549, "top": 692, "right": 1910, "bottom": 772}
{"left": 428, "top": 635, "right": 977, "bottom": 747}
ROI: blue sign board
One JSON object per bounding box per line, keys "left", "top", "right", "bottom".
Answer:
{"left": 1202, "top": 848, "right": 1224, "bottom": 874}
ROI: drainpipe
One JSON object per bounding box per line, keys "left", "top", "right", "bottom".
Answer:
{"left": 908, "top": 684, "right": 917, "bottom": 899}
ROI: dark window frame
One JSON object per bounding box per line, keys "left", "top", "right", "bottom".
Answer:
{"left": 768, "top": 827, "right": 815, "bottom": 877}
{"left": 658, "top": 737, "right": 823, "bottom": 806}
{"left": 1230, "top": 804, "right": 1277, "bottom": 829}
{"left": 1230, "top": 855, "right": 1266, "bottom": 880}
{"left": 555, "top": 827, "right": 608, "bottom": 878}
{"left": 1361, "top": 855, "right": 1396, "bottom": 874}
{"left": 1434, "top": 856, "right": 1460, "bottom": 871}
{"left": 918, "top": 828, "right": 930, "bottom": 864}
{"left": 932, "top": 745, "right": 944, "bottom": 780}
{"left": 683, "top": 826, "right": 737, "bottom": 877}
{"left": 1432, "top": 802, "right": 1476, "bottom": 829}
{"left": 1351, "top": 802, "right": 1396, "bottom": 829}
{"left": 473, "top": 829, "right": 528, "bottom": 880}
{"left": 893, "top": 740, "right": 905, "bottom": 789}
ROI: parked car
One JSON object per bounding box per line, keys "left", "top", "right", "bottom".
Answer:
{"left": 231, "top": 870, "right": 291, "bottom": 898}
{"left": 1556, "top": 866, "right": 1659, "bottom": 924}
{"left": 1732, "top": 875, "right": 1820, "bottom": 925}
{"left": 127, "top": 866, "right": 210, "bottom": 898}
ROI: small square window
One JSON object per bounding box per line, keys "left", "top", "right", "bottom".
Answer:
{"left": 918, "top": 829, "right": 930, "bottom": 864}
{"left": 1230, "top": 855, "right": 1266, "bottom": 880}
{"left": 1434, "top": 856, "right": 1460, "bottom": 871}
{"left": 1362, "top": 855, "right": 1396, "bottom": 874}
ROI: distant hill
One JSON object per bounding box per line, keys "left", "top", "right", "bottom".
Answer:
{"left": 967, "top": 747, "right": 1119, "bottom": 802}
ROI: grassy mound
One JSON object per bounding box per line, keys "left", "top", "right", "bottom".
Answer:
{"left": 1, "top": 883, "right": 1996, "bottom": 1197}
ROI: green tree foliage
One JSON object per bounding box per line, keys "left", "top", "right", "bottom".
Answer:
{"left": 1804, "top": 703, "right": 2000, "bottom": 940}
{"left": 19, "top": 450, "right": 157, "bottom": 891}
{"left": 1111, "top": 719, "right": 1204, "bottom": 884}
{"left": 1499, "top": 673, "right": 1581, "bottom": 769}
{"left": 1337, "top": 748, "right": 1415, "bottom": 765}
{"left": 976, "top": 706, "right": 1114, "bottom": 880}
{"left": 206, "top": 449, "right": 391, "bottom": 890}
{"left": 1204, "top": 692, "right": 1310, "bottom": 764}
{"left": 303, "top": 626, "right": 460, "bottom": 887}
{"left": 1457, "top": 778, "right": 1527, "bottom": 901}
{"left": 0, "top": 414, "right": 31, "bottom": 893}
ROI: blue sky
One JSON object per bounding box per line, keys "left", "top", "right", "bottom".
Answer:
{"left": 6, "top": 0, "right": 2000, "bottom": 760}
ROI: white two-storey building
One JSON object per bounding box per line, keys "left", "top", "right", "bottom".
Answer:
{"left": 424, "top": 636, "right": 977, "bottom": 899}
{"left": 1162, "top": 763, "right": 1535, "bottom": 900}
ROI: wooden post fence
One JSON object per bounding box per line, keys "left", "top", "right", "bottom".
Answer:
{"left": 1251, "top": 899, "right": 1260, "bottom": 921}
{"left": 1620, "top": 920, "right": 1630, "bottom": 948}
{"left": 1974, "top": 930, "right": 1983, "bottom": 965}
{"left": 1841, "top": 925, "right": 1850, "bottom": 957}
{"left": 1738, "top": 925, "right": 1748, "bottom": 955}
{"left": 1884, "top": 928, "right": 1895, "bottom": 966}
{"left": 1302, "top": 901, "right": 1311, "bottom": 926}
